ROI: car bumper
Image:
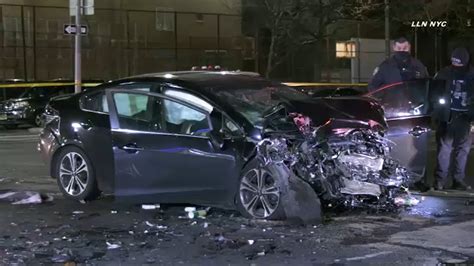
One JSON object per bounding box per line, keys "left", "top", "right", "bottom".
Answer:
{"left": 0, "top": 110, "right": 32, "bottom": 125}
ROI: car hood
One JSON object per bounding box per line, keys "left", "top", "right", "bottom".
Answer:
{"left": 286, "top": 96, "right": 387, "bottom": 130}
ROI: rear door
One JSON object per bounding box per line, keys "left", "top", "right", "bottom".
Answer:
{"left": 367, "top": 80, "right": 431, "bottom": 180}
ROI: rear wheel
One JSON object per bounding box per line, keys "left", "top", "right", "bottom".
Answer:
{"left": 236, "top": 159, "right": 285, "bottom": 220}
{"left": 54, "top": 146, "right": 100, "bottom": 201}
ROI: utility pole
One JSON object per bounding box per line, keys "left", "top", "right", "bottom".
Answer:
{"left": 74, "top": 0, "right": 82, "bottom": 93}
{"left": 384, "top": 0, "right": 390, "bottom": 58}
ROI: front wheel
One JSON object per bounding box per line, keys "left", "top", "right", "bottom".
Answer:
{"left": 54, "top": 146, "right": 100, "bottom": 201}
{"left": 236, "top": 159, "right": 286, "bottom": 220}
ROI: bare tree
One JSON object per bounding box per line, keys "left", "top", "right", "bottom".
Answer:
{"left": 256, "top": 0, "right": 346, "bottom": 78}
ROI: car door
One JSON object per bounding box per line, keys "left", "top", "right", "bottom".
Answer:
{"left": 106, "top": 84, "right": 239, "bottom": 205}
{"left": 366, "top": 79, "right": 431, "bottom": 180}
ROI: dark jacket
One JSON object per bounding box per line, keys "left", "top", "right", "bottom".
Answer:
{"left": 368, "top": 56, "right": 429, "bottom": 91}
{"left": 431, "top": 65, "right": 474, "bottom": 122}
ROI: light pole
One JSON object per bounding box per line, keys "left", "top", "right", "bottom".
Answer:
{"left": 384, "top": 0, "right": 390, "bottom": 58}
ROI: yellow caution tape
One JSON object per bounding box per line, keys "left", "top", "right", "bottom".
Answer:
{"left": 0, "top": 82, "right": 101, "bottom": 88}
{"left": 284, "top": 82, "right": 367, "bottom": 87}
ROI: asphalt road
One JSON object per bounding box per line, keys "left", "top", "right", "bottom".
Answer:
{"left": 1, "top": 128, "right": 474, "bottom": 265}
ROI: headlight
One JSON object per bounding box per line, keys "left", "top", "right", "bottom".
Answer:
{"left": 12, "top": 101, "right": 29, "bottom": 109}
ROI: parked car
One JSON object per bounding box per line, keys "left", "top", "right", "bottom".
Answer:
{"left": 0, "top": 81, "right": 102, "bottom": 129}
{"left": 0, "top": 86, "right": 72, "bottom": 128}
{"left": 38, "top": 72, "right": 427, "bottom": 220}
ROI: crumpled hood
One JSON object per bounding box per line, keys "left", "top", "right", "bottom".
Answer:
{"left": 286, "top": 96, "right": 387, "bottom": 130}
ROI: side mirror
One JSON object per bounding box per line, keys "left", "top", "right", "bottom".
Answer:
{"left": 209, "top": 130, "right": 224, "bottom": 150}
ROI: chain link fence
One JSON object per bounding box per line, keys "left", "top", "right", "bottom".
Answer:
{"left": 0, "top": 4, "right": 252, "bottom": 81}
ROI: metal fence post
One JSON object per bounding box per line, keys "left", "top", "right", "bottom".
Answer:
{"left": 217, "top": 14, "right": 220, "bottom": 65}
{"left": 174, "top": 11, "right": 178, "bottom": 71}
{"left": 20, "top": 6, "right": 28, "bottom": 81}
{"left": 33, "top": 6, "right": 37, "bottom": 80}
{"left": 126, "top": 10, "right": 130, "bottom": 76}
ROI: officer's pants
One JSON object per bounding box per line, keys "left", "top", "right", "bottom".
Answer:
{"left": 435, "top": 112, "right": 472, "bottom": 184}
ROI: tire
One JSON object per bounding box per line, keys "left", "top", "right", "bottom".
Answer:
{"left": 34, "top": 113, "right": 44, "bottom": 128}
{"left": 54, "top": 146, "right": 100, "bottom": 201}
{"left": 236, "top": 158, "right": 286, "bottom": 220}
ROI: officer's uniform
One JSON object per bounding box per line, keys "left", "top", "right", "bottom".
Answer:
{"left": 368, "top": 55, "right": 429, "bottom": 91}
{"left": 433, "top": 47, "right": 474, "bottom": 190}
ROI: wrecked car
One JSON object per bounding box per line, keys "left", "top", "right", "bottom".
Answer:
{"left": 38, "top": 72, "right": 418, "bottom": 221}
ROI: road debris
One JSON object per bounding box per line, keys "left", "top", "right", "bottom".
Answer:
{"left": 394, "top": 196, "right": 420, "bottom": 206}
{"left": 142, "top": 204, "right": 160, "bottom": 210}
{"left": 145, "top": 221, "right": 167, "bottom": 229}
{"left": 338, "top": 251, "right": 394, "bottom": 262}
{"left": 248, "top": 240, "right": 255, "bottom": 245}
{"left": 72, "top": 211, "right": 84, "bottom": 215}
{"left": 0, "top": 190, "right": 52, "bottom": 204}
{"left": 106, "top": 241, "right": 122, "bottom": 250}
{"left": 185, "top": 207, "right": 210, "bottom": 219}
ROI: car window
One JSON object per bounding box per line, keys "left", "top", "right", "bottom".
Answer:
{"left": 162, "top": 97, "right": 211, "bottom": 136}
{"left": 113, "top": 92, "right": 161, "bottom": 132}
{"left": 81, "top": 91, "right": 109, "bottom": 113}
{"left": 369, "top": 80, "right": 429, "bottom": 119}
{"left": 113, "top": 91, "right": 211, "bottom": 136}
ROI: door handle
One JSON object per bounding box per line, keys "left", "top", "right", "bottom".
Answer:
{"left": 120, "top": 143, "right": 144, "bottom": 153}
{"left": 409, "top": 126, "right": 429, "bottom": 137}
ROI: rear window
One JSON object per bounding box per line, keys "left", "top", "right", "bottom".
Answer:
{"left": 80, "top": 91, "right": 109, "bottom": 113}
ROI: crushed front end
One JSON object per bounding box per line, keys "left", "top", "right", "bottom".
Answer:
{"left": 256, "top": 106, "right": 416, "bottom": 211}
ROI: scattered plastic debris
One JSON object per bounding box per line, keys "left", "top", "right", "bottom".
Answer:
{"left": 145, "top": 221, "right": 167, "bottom": 229}
{"left": 394, "top": 196, "right": 420, "bottom": 206}
{"left": 142, "top": 204, "right": 160, "bottom": 210}
{"left": 203, "top": 222, "right": 209, "bottom": 228}
{"left": 106, "top": 241, "right": 121, "bottom": 250}
{"left": 185, "top": 207, "right": 211, "bottom": 219}
{"left": 0, "top": 190, "right": 52, "bottom": 204}
{"left": 248, "top": 240, "right": 255, "bottom": 245}
{"left": 79, "top": 200, "right": 86, "bottom": 204}
{"left": 72, "top": 211, "right": 84, "bottom": 215}
{"left": 257, "top": 251, "right": 265, "bottom": 256}
{"left": 110, "top": 210, "right": 118, "bottom": 214}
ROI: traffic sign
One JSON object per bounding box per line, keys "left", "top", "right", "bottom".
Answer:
{"left": 64, "top": 24, "right": 88, "bottom": 35}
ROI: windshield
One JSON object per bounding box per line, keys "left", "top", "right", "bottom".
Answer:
{"left": 213, "top": 86, "right": 309, "bottom": 126}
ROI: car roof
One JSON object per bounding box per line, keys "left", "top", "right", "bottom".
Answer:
{"left": 109, "top": 71, "right": 280, "bottom": 92}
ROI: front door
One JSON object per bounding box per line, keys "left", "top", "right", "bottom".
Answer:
{"left": 367, "top": 80, "right": 432, "bottom": 180}
{"left": 106, "top": 86, "right": 238, "bottom": 205}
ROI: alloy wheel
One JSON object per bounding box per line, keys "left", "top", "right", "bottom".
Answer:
{"left": 35, "top": 114, "right": 43, "bottom": 127}
{"left": 239, "top": 168, "right": 280, "bottom": 219}
{"left": 59, "top": 152, "right": 89, "bottom": 196}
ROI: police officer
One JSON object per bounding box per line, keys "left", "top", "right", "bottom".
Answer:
{"left": 433, "top": 47, "right": 474, "bottom": 190}
{"left": 368, "top": 37, "right": 429, "bottom": 91}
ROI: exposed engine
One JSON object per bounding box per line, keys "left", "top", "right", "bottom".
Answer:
{"left": 257, "top": 113, "right": 413, "bottom": 210}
